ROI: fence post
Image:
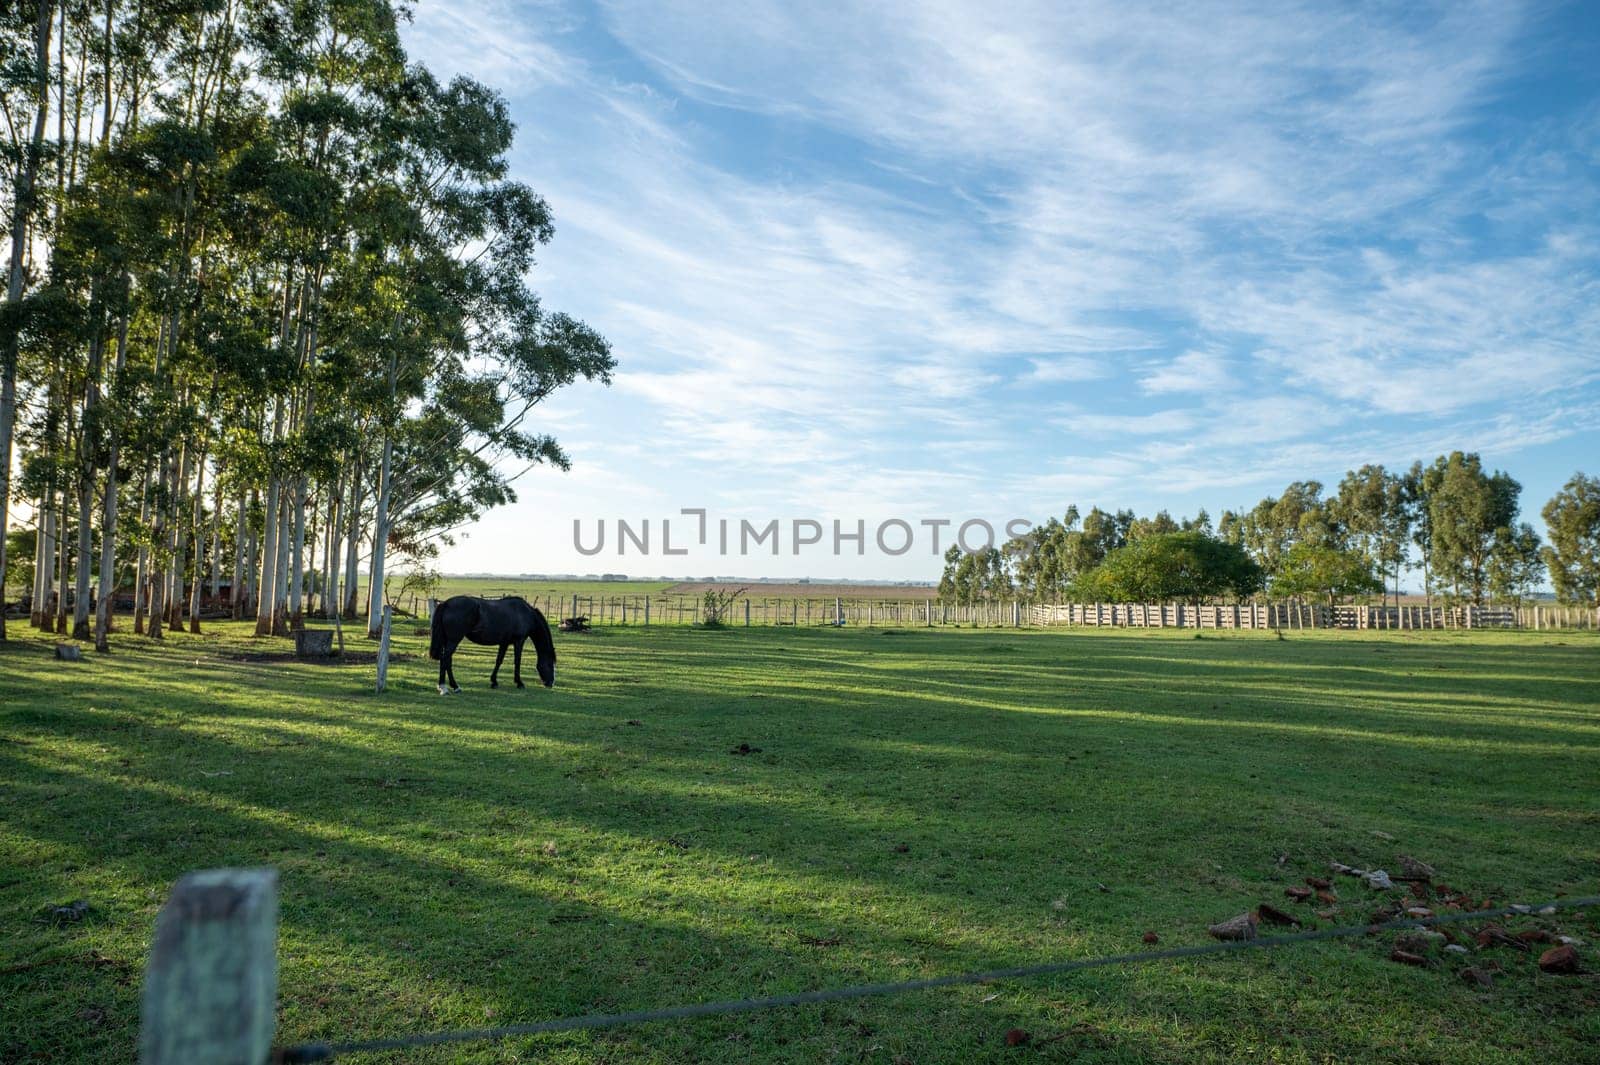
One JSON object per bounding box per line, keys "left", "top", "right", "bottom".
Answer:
{"left": 375, "top": 604, "right": 393, "bottom": 692}
{"left": 744, "top": 599, "right": 750, "bottom": 627}
{"left": 139, "top": 868, "right": 279, "bottom": 1065}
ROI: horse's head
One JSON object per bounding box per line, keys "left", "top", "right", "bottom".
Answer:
{"left": 537, "top": 655, "right": 555, "bottom": 688}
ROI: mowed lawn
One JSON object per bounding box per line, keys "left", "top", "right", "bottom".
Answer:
{"left": 2, "top": 622, "right": 1597, "bottom": 1063}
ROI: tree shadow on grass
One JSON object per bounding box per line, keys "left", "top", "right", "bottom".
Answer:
{"left": 3, "top": 626, "right": 1598, "bottom": 1062}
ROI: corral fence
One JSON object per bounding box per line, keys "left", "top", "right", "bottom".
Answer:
{"left": 415, "top": 594, "right": 1599, "bottom": 632}
{"left": 1028, "top": 602, "right": 1597, "bottom": 630}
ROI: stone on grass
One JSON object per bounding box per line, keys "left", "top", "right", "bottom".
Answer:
{"left": 1538, "top": 945, "right": 1581, "bottom": 974}
{"left": 1364, "top": 870, "right": 1395, "bottom": 890}
{"left": 1397, "top": 855, "right": 1436, "bottom": 881}
{"left": 1208, "top": 912, "right": 1259, "bottom": 941}
{"left": 293, "top": 629, "right": 334, "bottom": 657}
{"left": 54, "top": 644, "right": 81, "bottom": 661}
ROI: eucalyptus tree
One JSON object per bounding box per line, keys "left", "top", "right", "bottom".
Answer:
{"left": 1426, "top": 451, "right": 1522, "bottom": 605}
{"left": 1334, "top": 464, "right": 1410, "bottom": 606}
{"left": 336, "top": 68, "right": 611, "bottom": 636}
{"left": 1540, "top": 473, "right": 1599, "bottom": 607}
{"left": 0, "top": 0, "right": 55, "bottom": 640}
{"left": 1219, "top": 481, "right": 1338, "bottom": 580}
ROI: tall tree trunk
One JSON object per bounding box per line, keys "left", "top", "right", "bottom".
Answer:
{"left": 147, "top": 443, "right": 176, "bottom": 639}
{"left": 367, "top": 349, "right": 398, "bottom": 638}
{"left": 72, "top": 318, "right": 106, "bottom": 640}
{"left": 366, "top": 435, "right": 393, "bottom": 637}
{"left": 230, "top": 486, "right": 245, "bottom": 616}
{"left": 166, "top": 438, "right": 190, "bottom": 630}
{"left": 0, "top": 0, "right": 53, "bottom": 642}
{"left": 255, "top": 474, "right": 280, "bottom": 636}
{"left": 342, "top": 455, "right": 362, "bottom": 619}
{"left": 34, "top": 504, "right": 54, "bottom": 628}
{"left": 54, "top": 457, "right": 69, "bottom": 634}
{"left": 324, "top": 468, "right": 343, "bottom": 619}
{"left": 243, "top": 488, "right": 258, "bottom": 618}
{"left": 132, "top": 460, "right": 151, "bottom": 633}
{"left": 93, "top": 308, "right": 128, "bottom": 652}
{"left": 208, "top": 473, "right": 222, "bottom": 602}
{"left": 186, "top": 450, "right": 207, "bottom": 633}
{"left": 288, "top": 476, "right": 305, "bottom": 630}
{"left": 272, "top": 488, "right": 290, "bottom": 635}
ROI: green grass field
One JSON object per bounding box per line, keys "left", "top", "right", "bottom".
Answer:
{"left": 2, "top": 622, "right": 1597, "bottom": 1063}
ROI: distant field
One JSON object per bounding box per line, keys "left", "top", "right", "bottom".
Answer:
{"left": 663, "top": 581, "right": 938, "bottom": 599}
{"left": 355, "top": 576, "right": 676, "bottom": 612}
{"left": 365, "top": 577, "right": 939, "bottom": 618}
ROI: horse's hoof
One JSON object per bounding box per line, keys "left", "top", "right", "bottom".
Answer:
{"left": 450, "top": 686, "right": 462, "bottom": 694}
{"left": 438, "top": 685, "right": 450, "bottom": 696}
{"left": 516, "top": 681, "right": 525, "bottom": 689}
{"left": 490, "top": 681, "right": 498, "bottom": 689}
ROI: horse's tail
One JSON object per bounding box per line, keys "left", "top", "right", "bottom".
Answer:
{"left": 429, "top": 602, "right": 447, "bottom": 660}
{"left": 531, "top": 607, "right": 556, "bottom": 664}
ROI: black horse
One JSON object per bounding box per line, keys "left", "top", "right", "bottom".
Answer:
{"left": 429, "top": 596, "right": 556, "bottom": 694}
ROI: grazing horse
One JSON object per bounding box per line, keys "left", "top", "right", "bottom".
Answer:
{"left": 429, "top": 596, "right": 556, "bottom": 694}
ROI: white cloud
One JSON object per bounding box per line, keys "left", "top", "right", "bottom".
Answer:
{"left": 1140, "top": 351, "right": 1234, "bottom": 395}
{"left": 396, "top": 0, "right": 1600, "bottom": 578}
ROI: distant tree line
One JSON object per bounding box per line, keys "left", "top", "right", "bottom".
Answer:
{"left": 0, "top": 0, "right": 613, "bottom": 647}
{"left": 939, "top": 457, "right": 1599, "bottom": 608}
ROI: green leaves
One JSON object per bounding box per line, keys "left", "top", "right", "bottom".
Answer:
{"left": 1071, "top": 531, "right": 1262, "bottom": 605}
{"left": 1540, "top": 473, "right": 1600, "bottom": 606}
{"left": 1270, "top": 543, "right": 1383, "bottom": 606}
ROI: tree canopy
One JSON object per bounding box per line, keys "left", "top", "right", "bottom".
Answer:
{"left": 0, "top": 0, "right": 613, "bottom": 646}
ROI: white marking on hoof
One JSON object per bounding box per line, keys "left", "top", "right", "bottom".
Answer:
{"left": 438, "top": 684, "right": 450, "bottom": 696}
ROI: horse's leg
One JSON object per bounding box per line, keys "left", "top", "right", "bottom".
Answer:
{"left": 513, "top": 638, "right": 525, "bottom": 688}
{"left": 490, "top": 643, "right": 508, "bottom": 688}
{"left": 446, "top": 640, "right": 463, "bottom": 693}
{"left": 438, "top": 651, "right": 449, "bottom": 695}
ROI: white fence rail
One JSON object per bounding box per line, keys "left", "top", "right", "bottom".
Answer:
{"left": 408, "top": 595, "right": 1597, "bottom": 631}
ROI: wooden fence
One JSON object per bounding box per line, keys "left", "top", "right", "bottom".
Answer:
{"left": 412, "top": 595, "right": 1597, "bottom": 631}
{"left": 1029, "top": 602, "right": 1595, "bottom": 630}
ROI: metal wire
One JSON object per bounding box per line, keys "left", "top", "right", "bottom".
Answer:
{"left": 270, "top": 893, "right": 1598, "bottom": 1062}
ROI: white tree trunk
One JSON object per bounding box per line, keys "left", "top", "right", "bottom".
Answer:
{"left": 254, "top": 475, "right": 280, "bottom": 636}
{"left": 288, "top": 476, "right": 305, "bottom": 628}
{"left": 0, "top": 0, "right": 52, "bottom": 642}
{"left": 366, "top": 436, "right": 393, "bottom": 637}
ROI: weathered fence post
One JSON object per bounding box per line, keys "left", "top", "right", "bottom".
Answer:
{"left": 375, "top": 604, "right": 393, "bottom": 693}
{"left": 139, "top": 868, "right": 279, "bottom": 1065}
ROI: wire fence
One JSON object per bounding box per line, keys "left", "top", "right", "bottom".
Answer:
{"left": 267, "top": 894, "right": 1599, "bottom": 1063}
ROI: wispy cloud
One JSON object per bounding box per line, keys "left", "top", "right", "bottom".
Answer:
{"left": 399, "top": 0, "right": 1600, "bottom": 578}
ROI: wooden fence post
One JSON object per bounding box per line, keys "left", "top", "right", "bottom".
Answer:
{"left": 139, "top": 868, "right": 279, "bottom": 1065}
{"left": 375, "top": 604, "right": 393, "bottom": 693}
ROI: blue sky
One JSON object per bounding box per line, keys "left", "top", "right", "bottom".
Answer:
{"left": 402, "top": 1, "right": 1600, "bottom": 582}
